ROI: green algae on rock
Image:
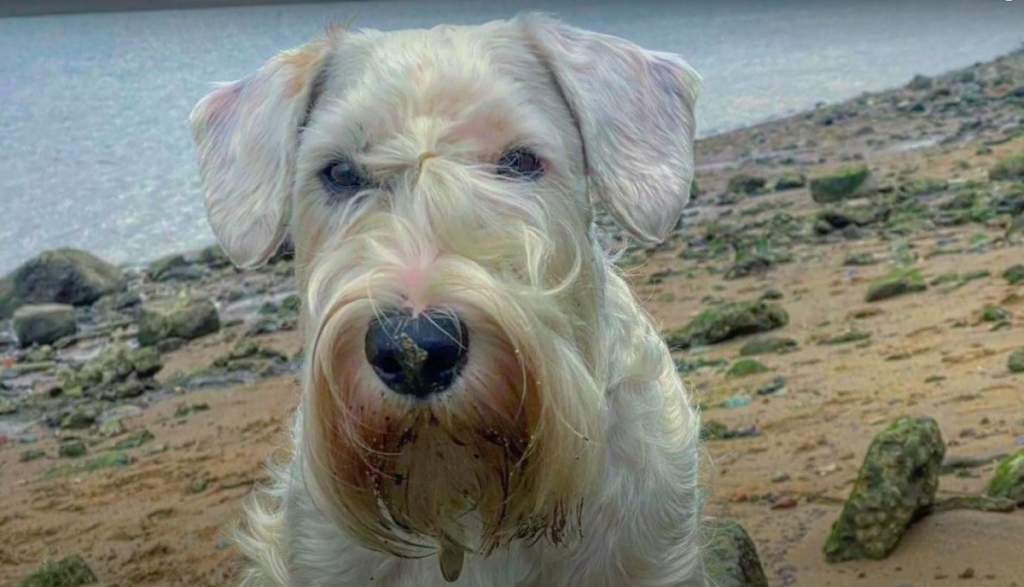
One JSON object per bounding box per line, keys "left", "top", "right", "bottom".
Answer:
{"left": 823, "top": 415, "right": 945, "bottom": 563}
{"left": 665, "top": 301, "right": 789, "bottom": 350}
{"left": 985, "top": 449, "right": 1024, "bottom": 505}
{"left": 865, "top": 268, "right": 928, "bottom": 302}
{"left": 704, "top": 519, "right": 770, "bottom": 587}
{"left": 739, "top": 336, "right": 799, "bottom": 356}
{"left": 726, "top": 358, "right": 770, "bottom": 378}
{"left": 137, "top": 295, "right": 221, "bottom": 347}
{"left": 810, "top": 165, "right": 876, "bottom": 204}
{"left": 988, "top": 152, "right": 1024, "bottom": 181}
{"left": 1009, "top": 347, "right": 1024, "bottom": 374}
{"left": 16, "top": 553, "right": 98, "bottom": 587}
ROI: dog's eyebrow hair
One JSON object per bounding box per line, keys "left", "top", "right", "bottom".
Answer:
{"left": 299, "top": 57, "right": 333, "bottom": 134}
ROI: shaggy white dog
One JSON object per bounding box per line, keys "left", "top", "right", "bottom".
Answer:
{"left": 189, "top": 12, "right": 707, "bottom": 587}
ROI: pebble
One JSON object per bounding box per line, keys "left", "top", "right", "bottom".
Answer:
{"left": 771, "top": 496, "right": 798, "bottom": 510}
{"left": 721, "top": 395, "right": 753, "bottom": 409}
{"left": 771, "top": 471, "right": 792, "bottom": 483}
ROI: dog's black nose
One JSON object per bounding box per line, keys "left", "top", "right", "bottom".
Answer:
{"left": 365, "top": 308, "right": 469, "bottom": 398}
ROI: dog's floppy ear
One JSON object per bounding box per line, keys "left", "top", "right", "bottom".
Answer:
{"left": 189, "top": 38, "right": 331, "bottom": 269}
{"left": 521, "top": 14, "right": 702, "bottom": 244}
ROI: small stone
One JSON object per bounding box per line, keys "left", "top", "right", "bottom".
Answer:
{"left": 12, "top": 304, "right": 78, "bottom": 348}
{"left": 190, "top": 478, "right": 209, "bottom": 494}
{"left": 865, "top": 268, "right": 927, "bottom": 302}
{"left": 97, "top": 418, "right": 126, "bottom": 438}
{"left": 959, "top": 568, "right": 976, "bottom": 579}
{"left": 59, "top": 439, "right": 88, "bottom": 459}
{"left": 810, "top": 165, "right": 876, "bottom": 204}
{"left": 19, "top": 448, "right": 47, "bottom": 462}
{"left": 739, "top": 336, "right": 798, "bottom": 356}
{"left": 771, "top": 496, "right": 798, "bottom": 510}
{"left": 986, "top": 448, "right": 1024, "bottom": 504}
{"left": 14, "top": 553, "right": 98, "bottom": 587}
{"left": 771, "top": 472, "right": 791, "bottom": 483}
{"left": 113, "top": 429, "right": 155, "bottom": 450}
{"left": 1008, "top": 347, "right": 1024, "bottom": 374}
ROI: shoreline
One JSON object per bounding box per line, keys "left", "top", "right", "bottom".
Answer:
{"left": 2, "top": 37, "right": 1024, "bottom": 587}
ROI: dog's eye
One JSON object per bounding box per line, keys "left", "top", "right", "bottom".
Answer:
{"left": 496, "top": 148, "right": 544, "bottom": 180}
{"left": 319, "top": 159, "right": 366, "bottom": 195}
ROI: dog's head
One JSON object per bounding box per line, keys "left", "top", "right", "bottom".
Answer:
{"left": 190, "top": 13, "right": 700, "bottom": 562}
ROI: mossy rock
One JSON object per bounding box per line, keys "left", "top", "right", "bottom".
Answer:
{"left": 137, "top": 296, "right": 220, "bottom": 347}
{"left": 981, "top": 304, "right": 1011, "bottom": 323}
{"left": 988, "top": 152, "right": 1024, "bottom": 182}
{"left": 665, "top": 301, "right": 789, "bottom": 350}
{"left": 865, "top": 268, "right": 927, "bottom": 302}
{"left": 819, "top": 330, "right": 872, "bottom": 345}
{"left": 823, "top": 415, "right": 945, "bottom": 563}
{"left": 146, "top": 253, "right": 190, "bottom": 281}
{"left": 986, "top": 449, "right": 1024, "bottom": 505}
{"left": 1004, "top": 264, "right": 1024, "bottom": 285}
{"left": 727, "top": 173, "right": 767, "bottom": 195}
{"left": 1009, "top": 347, "right": 1024, "bottom": 374}
{"left": 16, "top": 553, "right": 98, "bottom": 587}
{"left": 726, "top": 358, "right": 769, "bottom": 378}
{"left": 59, "top": 344, "right": 163, "bottom": 396}
{"left": 810, "top": 165, "right": 876, "bottom": 204}
{"left": 112, "top": 429, "right": 154, "bottom": 450}
{"left": 58, "top": 439, "right": 87, "bottom": 459}
{"left": 0, "top": 248, "right": 124, "bottom": 319}
{"left": 43, "top": 452, "right": 133, "bottom": 479}
{"left": 12, "top": 304, "right": 77, "bottom": 347}
{"left": 704, "top": 519, "right": 770, "bottom": 587}
{"left": 739, "top": 336, "right": 798, "bottom": 356}
{"left": 774, "top": 173, "right": 807, "bottom": 191}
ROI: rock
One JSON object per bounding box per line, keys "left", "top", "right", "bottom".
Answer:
{"left": 1005, "top": 264, "right": 1024, "bottom": 285}
{"left": 757, "top": 376, "right": 787, "bottom": 395}
{"left": 0, "top": 248, "right": 124, "bottom": 319}
{"left": 704, "top": 519, "right": 770, "bottom": 587}
{"left": 816, "top": 203, "right": 890, "bottom": 230}
{"left": 58, "top": 344, "right": 163, "bottom": 397}
{"left": 989, "top": 152, "right": 1024, "bottom": 182}
{"left": 774, "top": 173, "right": 807, "bottom": 191}
{"left": 865, "top": 268, "right": 927, "bottom": 302}
{"left": 60, "top": 406, "right": 98, "bottom": 430}
{"left": 907, "top": 74, "right": 933, "bottom": 90}
{"left": 727, "top": 173, "right": 767, "bottom": 195}
{"left": 15, "top": 553, "right": 98, "bottom": 587}
{"left": 1009, "top": 347, "right": 1024, "bottom": 374}
{"left": 665, "top": 301, "right": 789, "bottom": 350}
{"left": 981, "top": 304, "right": 1011, "bottom": 323}
{"left": 810, "top": 165, "right": 876, "bottom": 204}
{"left": 58, "top": 439, "right": 88, "bottom": 459}
{"left": 819, "top": 329, "right": 872, "bottom": 345}
{"left": 739, "top": 336, "right": 798, "bottom": 356}
{"left": 12, "top": 304, "right": 77, "bottom": 347}
{"left": 19, "top": 448, "right": 47, "bottom": 462}
{"left": 986, "top": 448, "right": 1024, "bottom": 505}
{"left": 97, "top": 418, "right": 126, "bottom": 438}
{"left": 137, "top": 296, "right": 221, "bottom": 347}
{"left": 197, "top": 244, "right": 233, "bottom": 269}
{"left": 723, "top": 257, "right": 773, "bottom": 280}
{"left": 91, "top": 290, "right": 142, "bottom": 315}
{"left": 771, "top": 472, "right": 792, "bottom": 483}
{"left": 823, "top": 415, "right": 945, "bottom": 563}
{"left": 726, "top": 358, "right": 769, "bottom": 378}
{"left": 146, "top": 253, "right": 189, "bottom": 281}
{"left": 933, "top": 495, "right": 1017, "bottom": 513}
{"left": 112, "top": 428, "right": 154, "bottom": 450}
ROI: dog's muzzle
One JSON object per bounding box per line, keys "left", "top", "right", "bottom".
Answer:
{"left": 364, "top": 307, "right": 469, "bottom": 398}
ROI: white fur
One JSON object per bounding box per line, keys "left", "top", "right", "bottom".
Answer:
{"left": 190, "top": 12, "right": 707, "bottom": 587}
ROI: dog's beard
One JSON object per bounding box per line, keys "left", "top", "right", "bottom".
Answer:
{"left": 296, "top": 216, "right": 607, "bottom": 560}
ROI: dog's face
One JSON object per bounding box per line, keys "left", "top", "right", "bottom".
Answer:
{"left": 190, "top": 13, "right": 700, "bottom": 562}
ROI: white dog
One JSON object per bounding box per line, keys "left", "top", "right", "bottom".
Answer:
{"left": 189, "top": 12, "right": 706, "bottom": 587}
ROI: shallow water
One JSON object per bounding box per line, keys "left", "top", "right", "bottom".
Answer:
{"left": 0, "top": 0, "right": 1022, "bottom": 274}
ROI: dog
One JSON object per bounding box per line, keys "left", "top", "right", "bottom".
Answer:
{"left": 189, "top": 12, "right": 706, "bottom": 587}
